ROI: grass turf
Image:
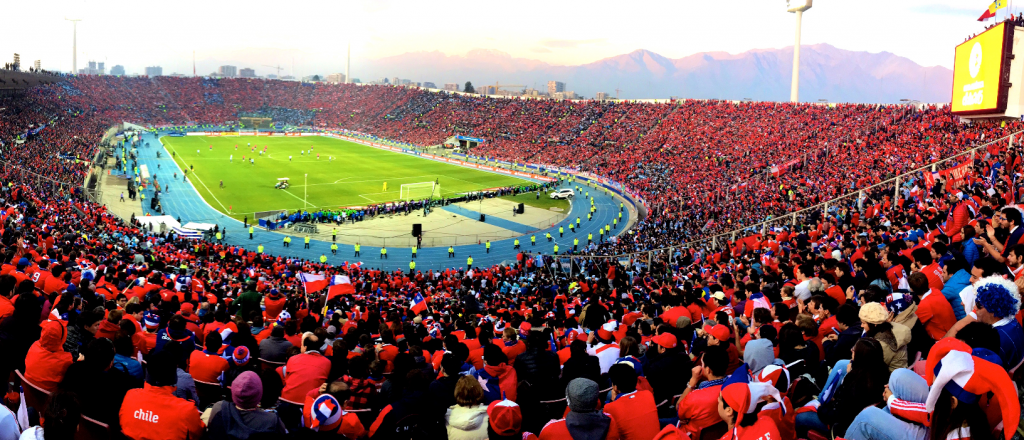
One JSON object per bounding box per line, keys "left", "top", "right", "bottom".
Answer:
{"left": 499, "top": 192, "right": 570, "bottom": 212}
{"left": 159, "top": 135, "right": 533, "bottom": 218}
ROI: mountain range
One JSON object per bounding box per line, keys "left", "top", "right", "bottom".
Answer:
{"left": 364, "top": 44, "right": 952, "bottom": 104}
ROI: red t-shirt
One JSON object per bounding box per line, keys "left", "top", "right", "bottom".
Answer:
{"left": 922, "top": 263, "right": 945, "bottom": 290}
{"left": 917, "top": 290, "right": 957, "bottom": 340}
{"left": 716, "top": 417, "right": 782, "bottom": 440}
{"left": 661, "top": 307, "right": 692, "bottom": 327}
{"left": 604, "top": 390, "right": 660, "bottom": 440}
{"left": 189, "top": 351, "right": 229, "bottom": 383}
{"left": 119, "top": 384, "right": 205, "bottom": 440}
{"left": 678, "top": 384, "right": 724, "bottom": 437}
{"left": 540, "top": 414, "right": 620, "bottom": 440}
{"left": 280, "top": 352, "right": 332, "bottom": 403}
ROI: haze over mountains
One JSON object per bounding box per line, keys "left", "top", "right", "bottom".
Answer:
{"left": 365, "top": 44, "right": 952, "bottom": 104}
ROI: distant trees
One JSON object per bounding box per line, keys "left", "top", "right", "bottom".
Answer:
{"left": 464, "top": 81, "right": 475, "bottom": 94}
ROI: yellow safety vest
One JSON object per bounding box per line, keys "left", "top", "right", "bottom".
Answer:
{"left": 215, "top": 232, "right": 222, "bottom": 240}
{"left": 588, "top": 233, "right": 593, "bottom": 240}
{"left": 412, "top": 246, "right": 417, "bottom": 253}
{"left": 355, "top": 244, "right": 361, "bottom": 251}
{"left": 467, "top": 257, "right": 473, "bottom": 265}
{"left": 574, "top": 238, "right": 579, "bottom": 245}
{"left": 331, "top": 243, "right": 338, "bottom": 250}
{"left": 448, "top": 247, "right": 454, "bottom": 253}
{"left": 381, "top": 248, "right": 387, "bottom": 255}
{"left": 485, "top": 242, "right": 490, "bottom": 249}
{"left": 514, "top": 239, "right": 520, "bottom": 245}
{"left": 257, "top": 245, "right": 264, "bottom": 253}
{"left": 531, "top": 236, "right": 536, "bottom": 242}
{"left": 249, "top": 226, "right": 254, "bottom": 234}
{"left": 304, "top": 236, "right": 310, "bottom": 243}
{"left": 410, "top": 261, "right": 416, "bottom": 270}
{"left": 285, "top": 236, "right": 291, "bottom": 243}
{"left": 554, "top": 245, "right": 559, "bottom": 253}
{"left": 320, "top": 255, "right": 327, "bottom": 263}
{"left": 559, "top": 227, "right": 563, "bottom": 233}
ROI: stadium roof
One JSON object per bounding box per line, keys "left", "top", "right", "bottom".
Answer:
{"left": 0, "top": 70, "right": 64, "bottom": 92}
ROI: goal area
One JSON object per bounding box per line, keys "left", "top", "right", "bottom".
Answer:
{"left": 400, "top": 182, "right": 439, "bottom": 201}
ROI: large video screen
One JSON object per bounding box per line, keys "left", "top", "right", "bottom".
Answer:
{"left": 952, "top": 23, "right": 1011, "bottom": 115}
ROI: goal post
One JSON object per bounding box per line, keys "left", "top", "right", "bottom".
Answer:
{"left": 400, "top": 182, "right": 439, "bottom": 201}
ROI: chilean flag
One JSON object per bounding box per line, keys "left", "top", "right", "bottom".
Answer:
{"left": 326, "top": 275, "right": 356, "bottom": 301}
{"left": 410, "top": 292, "right": 428, "bottom": 314}
{"left": 298, "top": 273, "right": 329, "bottom": 294}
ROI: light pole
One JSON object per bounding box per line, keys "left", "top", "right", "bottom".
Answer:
{"left": 345, "top": 43, "right": 351, "bottom": 84}
{"left": 65, "top": 18, "right": 82, "bottom": 74}
{"left": 787, "top": 0, "right": 812, "bottom": 102}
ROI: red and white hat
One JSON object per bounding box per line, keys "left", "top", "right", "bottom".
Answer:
{"left": 596, "top": 320, "right": 618, "bottom": 341}
{"left": 722, "top": 382, "right": 782, "bottom": 416}
{"left": 303, "top": 394, "right": 343, "bottom": 432}
{"left": 756, "top": 364, "right": 791, "bottom": 390}
{"left": 925, "top": 338, "right": 1020, "bottom": 440}
{"left": 487, "top": 399, "right": 522, "bottom": 436}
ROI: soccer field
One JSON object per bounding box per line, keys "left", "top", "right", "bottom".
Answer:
{"left": 159, "top": 136, "right": 533, "bottom": 217}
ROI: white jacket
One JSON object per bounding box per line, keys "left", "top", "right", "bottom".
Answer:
{"left": 445, "top": 404, "right": 489, "bottom": 440}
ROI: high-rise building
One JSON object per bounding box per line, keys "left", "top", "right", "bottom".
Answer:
{"left": 547, "top": 81, "right": 565, "bottom": 96}
{"left": 110, "top": 65, "right": 125, "bottom": 76}
{"left": 144, "top": 66, "right": 163, "bottom": 77}
{"left": 422, "top": 82, "right": 436, "bottom": 89}
{"left": 326, "top": 73, "right": 346, "bottom": 83}
{"left": 595, "top": 92, "right": 609, "bottom": 101}
{"left": 33, "top": 60, "right": 40, "bottom": 71}
{"left": 98, "top": 62, "right": 105, "bottom": 75}
{"left": 400, "top": 79, "right": 412, "bottom": 86}
{"left": 218, "top": 65, "right": 237, "bottom": 77}
{"left": 12, "top": 53, "right": 20, "bottom": 70}
{"left": 239, "top": 68, "right": 255, "bottom": 78}
{"left": 443, "top": 83, "right": 459, "bottom": 91}
{"left": 391, "top": 77, "right": 400, "bottom": 86}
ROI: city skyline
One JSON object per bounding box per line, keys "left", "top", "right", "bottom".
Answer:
{"left": 0, "top": 0, "right": 1002, "bottom": 79}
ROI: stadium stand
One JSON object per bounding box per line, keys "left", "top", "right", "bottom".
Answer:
{"left": 0, "top": 63, "right": 1022, "bottom": 440}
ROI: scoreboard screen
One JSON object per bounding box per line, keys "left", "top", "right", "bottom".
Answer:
{"left": 952, "top": 22, "right": 1012, "bottom": 115}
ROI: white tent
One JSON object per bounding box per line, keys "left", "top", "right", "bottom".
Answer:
{"left": 136, "top": 215, "right": 180, "bottom": 230}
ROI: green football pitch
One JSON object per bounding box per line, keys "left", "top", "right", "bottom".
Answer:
{"left": 159, "top": 136, "right": 532, "bottom": 217}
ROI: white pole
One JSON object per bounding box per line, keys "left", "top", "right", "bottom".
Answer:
{"left": 791, "top": 9, "right": 803, "bottom": 103}
{"left": 72, "top": 21, "right": 77, "bottom": 74}
{"left": 346, "top": 43, "right": 351, "bottom": 84}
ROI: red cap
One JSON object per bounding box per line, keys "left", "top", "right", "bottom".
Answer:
{"left": 180, "top": 303, "right": 194, "bottom": 315}
{"left": 705, "top": 324, "right": 731, "bottom": 343}
{"left": 651, "top": 332, "right": 677, "bottom": 349}
{"left": 487, "top": 399, "right": 522, "bottom": 436}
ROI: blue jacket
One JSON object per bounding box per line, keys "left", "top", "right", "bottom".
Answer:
{"left": 961, "top": 241, "right": 981, "bottom": 267}
{"left": 940, "top": 269, "right": 970, "bottom": 320}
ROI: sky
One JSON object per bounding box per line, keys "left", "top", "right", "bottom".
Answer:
{"left": 0, "top": 0, "right": 1006, "bottom": 78}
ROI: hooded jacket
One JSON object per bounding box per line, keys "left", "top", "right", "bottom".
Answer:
{"left": 444, "top": 404, "right": 489, "bottom": 440}
{"left": 939, "top": 269, "right": 970, "bottom": 320}
{"left": 474, "top": 363, "right": 518, "bottom": 403}
{"left": 24, "top": 320, "right": 73, "bottom": 392}
{"left": 873, "top": 322, "right": 912, "bottom": 372}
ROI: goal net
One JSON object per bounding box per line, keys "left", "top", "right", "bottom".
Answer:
{"left": 400, "top": 182, "right": 439, "bottom": 201}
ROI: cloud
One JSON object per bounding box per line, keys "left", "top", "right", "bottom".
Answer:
{"left": 530, "top": 47, "right": 553, "bottom": 53}
{"left": 539, "top": 38, "right": 607, "bottom": 49}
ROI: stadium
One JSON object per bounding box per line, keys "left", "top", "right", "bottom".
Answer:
{"left": 1, "top": 3, "right": 1024, "bottom": 440}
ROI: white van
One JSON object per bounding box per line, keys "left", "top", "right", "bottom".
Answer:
{"left": 550, "top": 189, "right": 575, "bottom": 199}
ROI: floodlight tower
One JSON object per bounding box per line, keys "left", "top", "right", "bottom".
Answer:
{"left": 345, "top": 43, "right": 351, "bottom": 84}
{"left": 787, "top": 0, "right": 812, "bottom": 102}
{"left": 65, "top": 17, "right": 82, "bottom": 74}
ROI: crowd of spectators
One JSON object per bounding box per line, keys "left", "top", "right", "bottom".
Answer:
{"left": 0, "top": 76, "right": 1021, "bottom": 440}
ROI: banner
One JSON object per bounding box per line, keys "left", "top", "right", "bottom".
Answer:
{"left": 923, "top": 162, "right": 973, "bottom": 190}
